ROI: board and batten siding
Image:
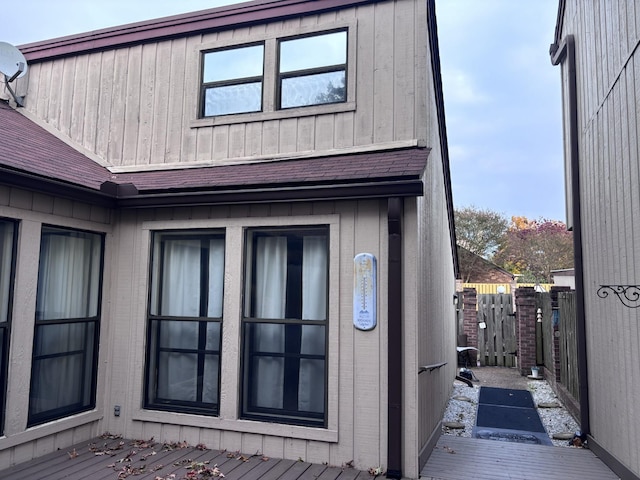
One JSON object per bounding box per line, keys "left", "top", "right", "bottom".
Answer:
{"left": 0, "top": 186, "right": 113, "bottom": 467}
{"left": 558, "top": 1, "right": 640, "bottom": 476}
{"left": 18, "top": 0, "right": 427, "bottom": 170}
{"left": 101, "top": 199, "right": 416, "bottom": 473}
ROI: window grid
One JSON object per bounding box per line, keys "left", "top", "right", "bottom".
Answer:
{"left": 145, "top": 232, "right": 224, "bottom": 416}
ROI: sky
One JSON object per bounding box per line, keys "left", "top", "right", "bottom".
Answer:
{"left": 1, "top": 0, "right": 565, "bottom": 222}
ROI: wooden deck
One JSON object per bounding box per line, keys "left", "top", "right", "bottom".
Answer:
{"left": 0, "top": 436, "right": 372, "bottom": 480}
{"left": 421, "top": 435, "right": 620, "bottom": 480}
{"left": 0, "top": 434, "right": 621, "bottom": 479}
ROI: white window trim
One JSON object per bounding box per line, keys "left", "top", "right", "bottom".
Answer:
{"left": 191, "top": 21, "right": 357, "bottom": 128}
{"left": 132, "top": 215, "right": 340, "bottom": 443}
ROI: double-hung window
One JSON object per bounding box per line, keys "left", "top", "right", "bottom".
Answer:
{"left": 145, "top": 231, "right": 224, "bottom": 416}
{"left": 201, "top": 43, "right": 264, "bottom": 117}
{"left": 241, "top": 227, "right": 328, "bottom": 427}
{"left": 278, "top": 30, "right": 347, "bottom": 109}
{"left": 29, "top": 227, "right": 104, "bottom": 426}
{"left": 0, "top": 219, "right": 17, "bottom": 435}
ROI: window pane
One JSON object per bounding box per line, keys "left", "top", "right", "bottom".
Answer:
{"left": 242, "top": 228, "right": 328, "bottom": 426}
{"left": 29, "top": 322, "right": 95, "bottom": 418}
{"left": 36, "top": 228, "right": 102, "bottom": 320}
{"left": 280, "top": 32, "right": 346, "bottom": 73}
{"left": 0, "top": 221, "right": 15, "bottom": 324}
{"left": 281, "top": 71, "right": 345, "bottom": 109}
{"left": 204, "top": 83, "right": 262, "bottom": 116}
{"left": 146, "top": 231, "right": 224, "bottom": 415}
{"left": 203, "top": 45, "right": 263, "bottom": 83}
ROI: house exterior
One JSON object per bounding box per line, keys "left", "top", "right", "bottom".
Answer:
{"left": 552, "top": 1, "right": 640, "bottom": 478}
{"left": 0, "top": 0, "right": 457, "bottom": 478}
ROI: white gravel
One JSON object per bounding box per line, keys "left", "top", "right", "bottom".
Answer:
{"left": 441, "top": 379, "right": 580, "bottom": 447}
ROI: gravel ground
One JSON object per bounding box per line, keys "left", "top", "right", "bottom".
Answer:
{"left": 441, "top": 367, "right": 580, "bottom": 447}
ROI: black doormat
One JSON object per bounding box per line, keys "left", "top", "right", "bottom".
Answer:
{"left": 478, "top": 386, "right": 535, "bottom": 408}
{"left": 475, "top": 404, "right": 546, "bottom": 433}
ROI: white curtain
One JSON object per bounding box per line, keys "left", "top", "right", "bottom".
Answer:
{"left": 251, "top": 235, "right": 326, "bottom": 413}
{"left": 0, "top": 222, "right": 14, "bottom": 323}
{"left": 156, "top": 238, "right": 223, "bottom": 403}
{"left": 31, "top": 231, "right": 100, "bottom": 416}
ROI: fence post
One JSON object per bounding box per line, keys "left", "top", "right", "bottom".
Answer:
{"left": 515, "top": 287, "right": 537, "bottom": 376}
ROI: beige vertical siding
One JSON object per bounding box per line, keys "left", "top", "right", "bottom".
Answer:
{"left": 0, "top": 186, "right": 112, "bottom": 466}
{"left": 558, "top": 1, "right": 640, "bottom": 476}
{"left": 20, "top": 0, "right": 426, "bottom": 169}
{"left": 100, "top": 200, "right": 397, "bottom": 472}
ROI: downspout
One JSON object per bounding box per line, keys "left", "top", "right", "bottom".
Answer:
{"left": 550, "top": 35, "right": 590, "bottom": 435}
{"left": 386, "top": 197, "right": 403, "bottom": 479}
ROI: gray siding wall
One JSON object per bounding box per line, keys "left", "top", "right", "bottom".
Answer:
{"left": 559, "top": 2, "right": 640, "bottom": 476}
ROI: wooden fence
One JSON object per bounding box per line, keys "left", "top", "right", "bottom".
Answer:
{"left": 558, "top": 292, "right": 580, "bottom": 400}
{"left": 477, "top": 294, "right": 516, "bottom": 367}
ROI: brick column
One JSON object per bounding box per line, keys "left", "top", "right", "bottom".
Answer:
{"left": 462, "top": 288, "right": 477, "bottom": 348}
{"left": 515, "top": 287, "right": 537, "bottom": 376}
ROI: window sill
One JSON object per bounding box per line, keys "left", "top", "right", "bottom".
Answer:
{"left": 132, "top": 409, "right": 337, "bottom": 443}
{"left": 0, "top": 410, "right": 103, "bottom": 450}
{"left": 190, "top": 101, "right": 356, "bottom": 128}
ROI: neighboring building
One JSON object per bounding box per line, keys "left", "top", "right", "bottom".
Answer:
{"left": 0, "top": 0, "right": 457, "bottom": 478}
{"left": 457, "top": 246, "right": 514, "bottom": 284}
{"left": 552, "top": 2, "right": 640, "bottom": 478}
{"left": 551, "top": 268, "right": 575, "bottom": 289}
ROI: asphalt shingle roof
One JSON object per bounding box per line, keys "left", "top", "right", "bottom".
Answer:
{"left": 0, "top": 101, "right": 428, "bottom": 198}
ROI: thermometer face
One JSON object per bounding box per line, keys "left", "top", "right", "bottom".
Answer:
{"left": 353, "top": 253, "right": 377, "bottom": 331}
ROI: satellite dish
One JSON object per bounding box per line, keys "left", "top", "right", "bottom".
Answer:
{"left": 0, "top": 41, "right": 28, "bottom": 82}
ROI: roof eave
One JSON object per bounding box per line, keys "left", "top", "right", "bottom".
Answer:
{"left": 20, "top": 0, "right": 378, "bottom": 62}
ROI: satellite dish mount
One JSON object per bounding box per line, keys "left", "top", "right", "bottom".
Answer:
{"left": 0, "top": 41, "right": 28, "bottom": 107}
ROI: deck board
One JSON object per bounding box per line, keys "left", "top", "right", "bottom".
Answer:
{"left": 421, "top": 435, "right": 619, "bottom": 480}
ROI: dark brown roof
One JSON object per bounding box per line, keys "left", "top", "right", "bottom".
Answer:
{"left": 0, "top": 101, "right": 110, "bottom": 190}
{"left": 20, "top": 0, "right": 378, "bottom": 63}
{"left": 0, "top": 101, "right": 427, "bottom": 207}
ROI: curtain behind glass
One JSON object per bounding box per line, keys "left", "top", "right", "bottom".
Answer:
{"left": 0, "top": 222, "right": 14, "bottom": 323}
{"left": 152, "top": 237, "right": 224, "bottom": 406}
{"left": 30, "top": 228, "right": 101, "bottom": 422}
{"left": 250, "top": 234, "right": 326, "bottom": 414}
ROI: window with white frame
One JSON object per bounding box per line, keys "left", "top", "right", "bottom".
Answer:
{"left": 145, "top": 231, "right": 224, "bottom": 416}
{"left": 200, "top": 29, "right": 348, "bottom": 118}
{"left": 0, "top": 219, "right": 17, "bottom": 435}
{"left": 28, "top": 226, "right": 104, "bottom": 427}
{"left": 241, "top": 227, "right": 328, "bottom": 427}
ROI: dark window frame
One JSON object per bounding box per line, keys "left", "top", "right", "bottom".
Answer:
{"left": 28, "top": 225, "right": 104, "bottom": 427}
{"left": 200, "top": 42, "right": 265, "bottom": 118}
{"left": 0, "top": 218, "right": 18, "bottom": 435}
{"left": 276, "top": 29, "right": 348, "bottom": 110}
{"left": 240, "top": 226, "right": 329, "bottom": 427}
{"left": 144, "top": 231, "right": 225, "bottom": 416}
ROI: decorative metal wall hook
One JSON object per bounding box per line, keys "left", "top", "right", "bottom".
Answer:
{"left": 597, "top": 285, "right": 640, "bottom": 308}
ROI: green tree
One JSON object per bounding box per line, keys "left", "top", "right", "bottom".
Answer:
{"left": 454, "top": 206, "right": 509, "bottom": 283}
{"left": 454, "top": 206, "right": 509, "bottom": 259}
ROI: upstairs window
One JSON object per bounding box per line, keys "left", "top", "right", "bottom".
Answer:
{"left": 201, "top": 43, "right": 264, "bottom": 117}
{"left": 0, "top": 219, "right": 17, "bottom": 435}
{"left": 278, "top": 31, "right": 347, "bottom": 109}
